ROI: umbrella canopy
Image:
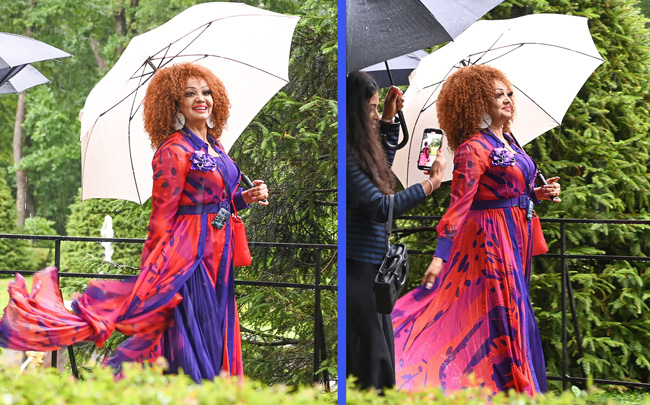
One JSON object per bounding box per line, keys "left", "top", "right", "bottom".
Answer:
{"left": 80, "top": 3, "right": 299, "bottom": 204}
{"left": 0, "top": 64, "right": 49, "bottom": 94}
{"left": 0, "top": 33, "right": 71, "bottom": 93}
{"left": 361, "top": 50, "right": 428, "bottom": 88}
{"left": 346, "top": 0, "right": 504, "bottom": 74}
{"left": 393, "top": 13, "right": 605, "bottom": 187}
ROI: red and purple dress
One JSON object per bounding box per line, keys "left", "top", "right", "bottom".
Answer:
{"left": 0, "top": 129, "right": 247, "bottom": 382}
{"left": 392, "top": 130, "right": 548, "bottom": 396}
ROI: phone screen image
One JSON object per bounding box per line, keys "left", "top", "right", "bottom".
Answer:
{"left": 417, "top": 128, "right": 444, "bottom": 170}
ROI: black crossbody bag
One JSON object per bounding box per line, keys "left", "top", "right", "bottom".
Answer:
{"left": 373, "top": 194, "right": 410, "bottom": 314}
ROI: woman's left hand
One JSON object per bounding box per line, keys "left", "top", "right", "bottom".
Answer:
{"left": 422, "top": 257, "right": 443, "bottom": 289}
{"left": 381, "top": 86, "right": 404, "bottom": 121}
{"left": 534, "top": 176, "right": 561, "bottom": 202}
{"left": 244, "top": 180, "right": 269, "bottom": 206}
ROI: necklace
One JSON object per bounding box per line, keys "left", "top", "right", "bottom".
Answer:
{"left": 503, "top": 142, "right": 518, "bottom": 154}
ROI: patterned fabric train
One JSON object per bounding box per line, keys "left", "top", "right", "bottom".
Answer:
{"left": 392, "top": 130, "right": 548, "bottom": 396}
{"left": 0, "top": 129, "right": 246, "bottom": 382}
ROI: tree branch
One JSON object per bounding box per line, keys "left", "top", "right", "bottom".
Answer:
{"left": 241, "top": 338, "right": 300, "bottom": 347}
{"left": 89, "top": 38, "right": 107, "bottom": 73}
{"left": 240, "top": 326, "right": 300, "bottom": 346}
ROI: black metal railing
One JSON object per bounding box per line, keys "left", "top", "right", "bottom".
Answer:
{"left": 394, "top": 216, "right": 650, "bottom": 391}
{"left": 0, "top": 234, "right": 337, "bottom": 387}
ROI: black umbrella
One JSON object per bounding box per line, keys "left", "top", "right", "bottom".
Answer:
{"left": 347, "top": 0, "right": 504, "bottom": 149}
{"left": 346, "top": 0, "right": 505, "bottom": 74}
{"left": 361, "top": 50, "right": 428, "bottom": 88}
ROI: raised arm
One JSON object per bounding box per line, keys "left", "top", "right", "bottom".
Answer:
{"left": 347, "top": 160, "right": 427, "bottom": 222}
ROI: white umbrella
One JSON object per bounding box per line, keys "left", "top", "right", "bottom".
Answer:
{"left": 0, "top": 32, "right": 71, "bottom": 94}
{"left": 393, "top": 13, "right": 605, "bottom": 187}
{"left": 80, "top": 3, "right": 299, "bottom": 204}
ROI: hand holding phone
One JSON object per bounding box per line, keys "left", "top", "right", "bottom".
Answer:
{"left": 417, "top": 128, "right": 444, "bottom": 171}
{"left": 537, "top": 171, "right": 561, "bottom": 203}
{"left": 242, "top": 173, "right": 268, "bottom": 204}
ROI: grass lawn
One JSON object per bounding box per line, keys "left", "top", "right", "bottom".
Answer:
{"left": 0, "top": 276, "right": 33, "bottom": 309}
{"left": 0, "top": 276, "right": 74, "bottom": 310}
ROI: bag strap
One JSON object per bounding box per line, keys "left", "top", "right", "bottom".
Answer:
{"left": 385, "top": 194, "right": 395, "bottom": 251}
{"left": 230, "top": 186, "right": 241, "bottom": 219}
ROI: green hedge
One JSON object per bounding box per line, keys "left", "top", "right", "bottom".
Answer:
{"left": 2, "top": 363, "right": 650, "bottom": 404}
{"left": 345, "top": 383, "right": 650, "bottom": 405}
{"left": 0, "top": 363, "right": 336, "bottom": 404}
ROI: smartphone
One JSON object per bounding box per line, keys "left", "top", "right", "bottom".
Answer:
{"left": 417, "top": 128, "right": 444, "bottom": 170}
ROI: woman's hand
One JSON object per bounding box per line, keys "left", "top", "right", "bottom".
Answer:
{"left": 243, "top": 180, "right": 269, "bottom": 206}
{"left": 422, "top": 150, "right": 447, "bottom": 194}
{"left": 534, "top": 176, "right": 561, "bottom": 203}
{"left": 381, "top": 86, "right": 404, "bottom": 122}
{"left": 428, "top": 149, "right": 446, "bottom": 189}
{"left": 422, "top": 257, "right": 444, "bottom": 289}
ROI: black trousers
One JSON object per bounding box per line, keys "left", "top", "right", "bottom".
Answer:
{"left": 346, "top": 259, "right": 395, "bottom": 391}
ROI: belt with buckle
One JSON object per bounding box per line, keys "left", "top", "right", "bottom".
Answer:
{"left": 177, "top": 203, "right": 228, "bottom": 215}
{"left": 470, "top": 195, "right": 531, "bottom": 210}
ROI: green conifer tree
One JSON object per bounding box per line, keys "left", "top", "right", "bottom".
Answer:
{"left": 0, "top": 175, "right": 38, "bottom": 272}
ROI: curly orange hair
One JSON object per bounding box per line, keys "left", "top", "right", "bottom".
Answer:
{"left": 437, "top": 65, "right": 515, "bottom": 150}
{"left": 143, "top": 63, "right": 230, "bottom": 149}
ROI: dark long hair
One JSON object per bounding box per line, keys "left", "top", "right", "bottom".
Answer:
{"left": 346, "top": 71, "right": 395, "bottom": 194}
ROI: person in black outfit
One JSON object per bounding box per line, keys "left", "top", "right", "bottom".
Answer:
{"left": 346, "top": 71, "right": 447, "bottom": 391}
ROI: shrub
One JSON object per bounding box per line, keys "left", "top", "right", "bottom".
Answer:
{"left": 0, "top": 362, "right": 337, "bottom": 404}
{"left": 345, "top": 381, "right": 650, "bottom": 405}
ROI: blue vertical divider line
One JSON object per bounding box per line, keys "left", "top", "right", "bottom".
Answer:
{"left": 337, "top": 0, "right": 346, "bottom": 403}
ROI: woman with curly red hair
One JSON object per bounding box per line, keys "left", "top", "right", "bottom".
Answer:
{"left": 392, "top": 65, "right": 560, "bottom": 396}
{"left": 0, "top": 63, "right": 268, "bottom": 383}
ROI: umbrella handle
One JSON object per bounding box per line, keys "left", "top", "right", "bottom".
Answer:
{"left": 537, "top": 170, "right": 561, "bottom": 203}
{"left": 381, "top": 110, "right": 410, "bottom": 150}
{"left": 241, "top": 173, "right": 267, "bottom": 204}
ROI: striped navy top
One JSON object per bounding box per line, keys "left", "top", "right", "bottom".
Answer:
{"left": 346, "top": 122, "right": 427, "bottom": 264}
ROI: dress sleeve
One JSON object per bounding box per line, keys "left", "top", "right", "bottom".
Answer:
{"left": 347, "top": 160, "right": 426, "bottom": 222}
{"left": 141, "top": 145, "right": 189, "bottom": 263}
{"left": 434, "top": 141, "right": 487, "bottom": 261}
{"left": 231, "top": 189, "right": 249, "bottom": 212}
